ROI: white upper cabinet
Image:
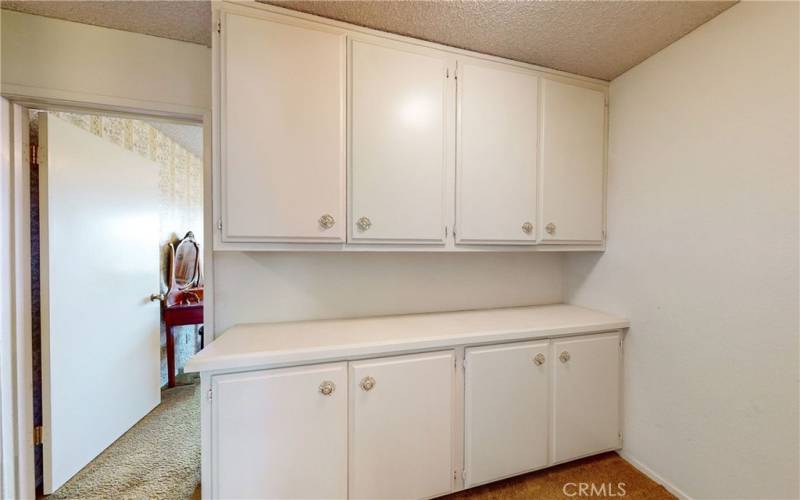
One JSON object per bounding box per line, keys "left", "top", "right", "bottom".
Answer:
{"left": 456, "top": 58, "right": 539, "bottom": 245}
{"left": 215, "top": 5, "right": 609, "bottom": 251}
{"left": 350, "top": 39, "right": 450, "bottom": 244}
{"left": 539, "top": 79, "right": 606, "bottom": 243}
{"left": 220, "top": 12, "right": 346, "bottom": 243}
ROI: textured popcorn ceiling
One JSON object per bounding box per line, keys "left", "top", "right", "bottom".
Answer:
{"left": 1, "top": 0, "right": 212, "bottom": 46}
{"left": 266, "top": 0, "right": 736, "bottom": 80}
{"left": 0, "top": 0, "right": 736, "bottom": 80}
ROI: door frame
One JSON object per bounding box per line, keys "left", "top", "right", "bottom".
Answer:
{"left": 0, "top": 93, "right": 214, "bottom": 499}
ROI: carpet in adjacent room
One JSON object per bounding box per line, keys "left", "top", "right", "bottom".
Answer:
{"left": 49, "top": 384, "right": 200, "bottom": 500}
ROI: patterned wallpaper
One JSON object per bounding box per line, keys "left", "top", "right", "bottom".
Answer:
{"left": 52, "top": 112, "right": 204, "bottom": 386}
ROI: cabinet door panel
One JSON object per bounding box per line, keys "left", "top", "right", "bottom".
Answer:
{"left": 465, "top": 341, "right": 550, "bottom": 487}
{"left": 552, "top": 332, "right": 621, "bottom": 463}
{"left": 350, "top": 351, "right": 454, "bottom": 499}
{"left": 222, "top": 13, "right": 345, "bottom": 242}
{"left": 457, "top": 60, "right": 538, "bottom": 244}
{"left": 212, "top": 363, "right": 347, "bottom": 499}
{"left": 540, "top": 79, "right": 605, "bottom": 243}
{"left": 350, "top": 39, "right": 448, "bottom": 243}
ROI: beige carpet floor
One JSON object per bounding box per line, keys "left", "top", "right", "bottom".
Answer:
{"left": 444, "top": 452, "right": 675, "bottom": 500}
{"left": 50, "top": 386, "right": 670, "bottom": 500}
{"left": 49, "top": 384, "right": 200, "bottom": 500}
{"left": 192, "top": 452, "right": 672, "bottom": 499}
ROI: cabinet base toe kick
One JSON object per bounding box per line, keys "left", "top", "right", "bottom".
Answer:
{"left": 199, "top": 330, "right": 623, "bottom": 499}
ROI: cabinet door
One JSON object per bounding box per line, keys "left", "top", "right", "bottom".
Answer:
{"left": 221, "top": 12, "right": 345, "bottom": 242}
{"left": 350, "top": 39, "right": 449, "bottom": 244}
{"left": 211, "top": 363, "right": 347, "bottom": 499}
{"left": 552, "top": 332, "right": 621, "bottom": 463}
{"left": 539, "top": 79, "right": 606, "bottom": 243}
{"left": 456, "top": 59, "right": 539, "bottom": 244}
{"left": 350, "top": 351, "right": 454, "bottom": 499}
{"left": 464, "top": 341, "right": 550, "bottom": 487}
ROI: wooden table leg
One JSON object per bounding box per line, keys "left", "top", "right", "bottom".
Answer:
{"left": 167, "top": 325, "right": 176, "bottom": 388}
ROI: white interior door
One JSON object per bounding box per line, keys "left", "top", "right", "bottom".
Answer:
{"left": 464, "top": 341, "right": 550, "bottom": 487}
{"left": 39, "top": 113, "right": 161, "bottom": 493}
{"left": 350, "top": 351, "right": 454, "bottom": 499}
{"left": 350, "top": 38, "right": 449, "bottom": 244}
{"left": 456, "top": 58, "right": 539, "bottom": 244}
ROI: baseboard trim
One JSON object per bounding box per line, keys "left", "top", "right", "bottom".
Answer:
{"left": 616, "top": 450, "right": 693, "bottom": 500}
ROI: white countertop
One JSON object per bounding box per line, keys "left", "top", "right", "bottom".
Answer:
{"left": 185, "top": 304, "right": 629, "bottom": 373}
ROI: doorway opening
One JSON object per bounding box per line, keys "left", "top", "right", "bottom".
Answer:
{"left": 28, "top": 109, "right": 204, "bottom": 498}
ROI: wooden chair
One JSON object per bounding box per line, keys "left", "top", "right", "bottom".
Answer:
{"left": 163, "top": 231, "right": 204, "bottom": 387}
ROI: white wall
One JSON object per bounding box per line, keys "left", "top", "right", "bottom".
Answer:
{"left": 214, "top": 252, "right": 563, "bottom": 332}
{"left": 565, "top": 3, "right": 799, "bottom": 499}
{"left": 0, "top": 10, "right": 211, "bottom": 116}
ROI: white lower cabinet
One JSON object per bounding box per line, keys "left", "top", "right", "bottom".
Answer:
{"left": 551, "top": 332, "right": 621, "bottom": 463}
{"left": 211, "top": 363, "right": 348, "bottom": 499}
{"left": 349, "top": 351, "right": 455, "bottom": 500}
{"left": 464, "top": 341, "right": 550, "bottom": 487}
{"left": 206, "top": 333, "right": 621, "bottom": 499}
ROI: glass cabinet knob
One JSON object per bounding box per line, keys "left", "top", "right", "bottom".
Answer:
{"left": 357, "top": 217, "right": 372, "bottom": 231}
{"left": 360, "top": 376, "right": 375, "bottom": 391}
{"left": 318, "top": 214, "right": 335, "bottom": 229}
{"left": 522, "top": 222, "right": 533, "bottom": 234}
{"left": 318, "top": 381, "right": 335, "bottom": 396}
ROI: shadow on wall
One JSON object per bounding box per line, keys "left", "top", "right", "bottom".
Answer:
{"left": 563, "top": 252, "right": 607, "bottom": 309}
{"left": 213, "top": 251, "right": 567, "bottom": 332}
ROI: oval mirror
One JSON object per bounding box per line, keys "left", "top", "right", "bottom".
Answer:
{"left": 172, "top": 231, "right": 200, "bottom": 290}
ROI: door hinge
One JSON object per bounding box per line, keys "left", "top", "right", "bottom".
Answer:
{"left": 217, "top": 218, "right": 223, "bottom": 231}
{"left": 453, "top": 470, "right": 457, "bottom": 480}
{"left": 604, "top": 95, "right": 609, "bottom": 108}
{"left": 445, "top": 226, "right": 449, "bottom": 238}
{"left": 217, "top": 21, "right": 222, "bottom": 34}
{"left": 602, "top": 229, "right": 607, "bottom": 241}
{"left": 446, "top": 68, "right": 450, "bottom": 79}
{"left": 618, "top": 431, "right": 623, "bottom": 445}
{"left": 207, "top": 388, "right": 213, "bottom": 401}
{"left": 33, "top": 425, "right": 43, "bottom": 446}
